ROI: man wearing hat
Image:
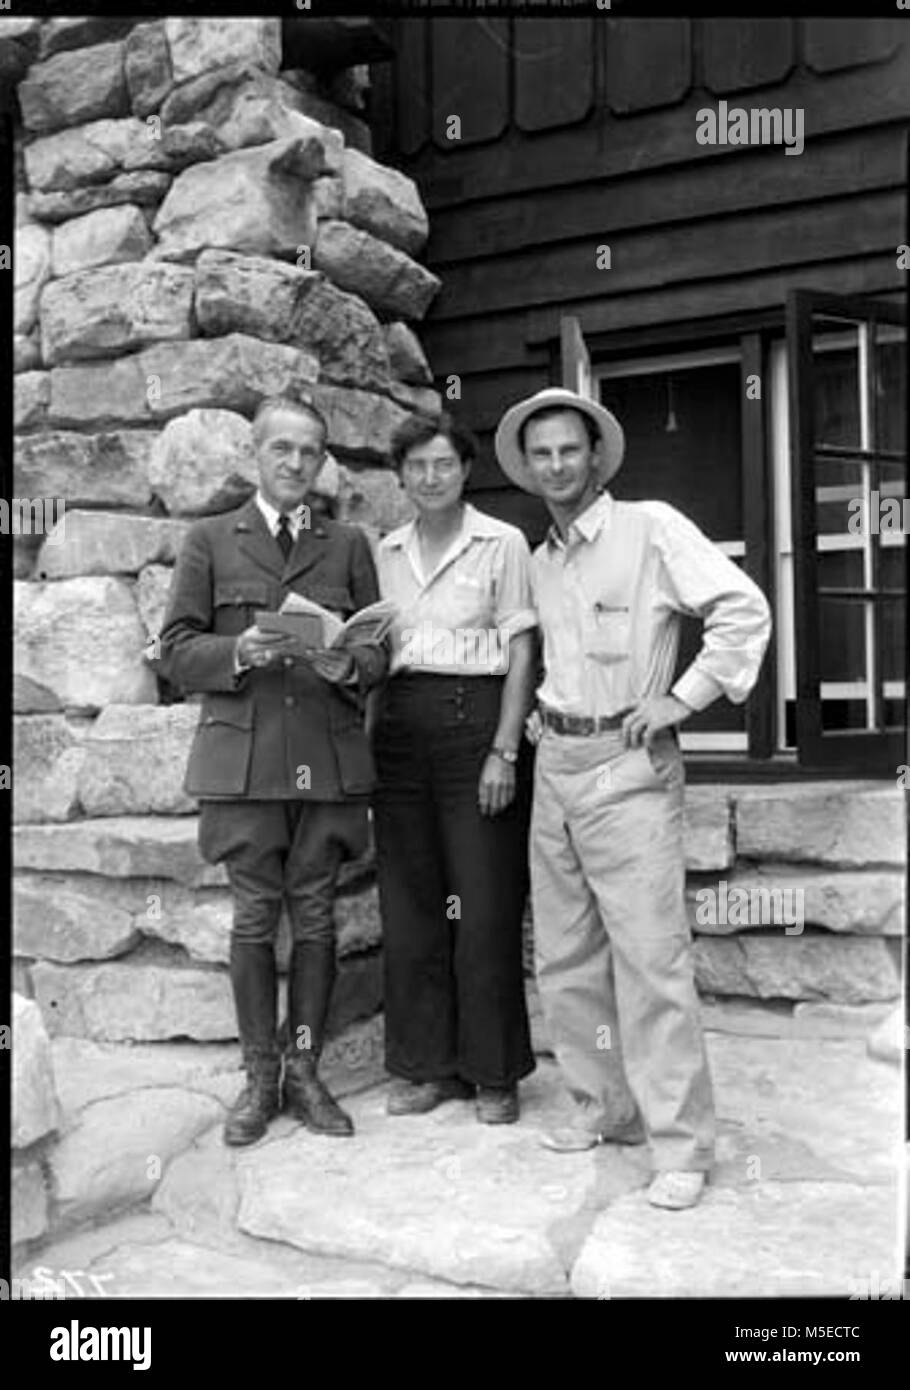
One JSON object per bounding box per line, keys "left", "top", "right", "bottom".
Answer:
{"left": 494, "top": 387, "right": 771, "bottom": 1208}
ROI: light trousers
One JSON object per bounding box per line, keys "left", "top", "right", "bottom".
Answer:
{"left": 530, "top": 725, "right": 715, "bottom": 1173}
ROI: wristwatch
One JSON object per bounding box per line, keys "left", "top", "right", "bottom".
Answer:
{"left": 491, "top": 745, "right": 518, "bottom": 764}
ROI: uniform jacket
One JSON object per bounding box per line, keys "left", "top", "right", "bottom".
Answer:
{"left": 156, "top": 497, "right": 388, "bottom": 801}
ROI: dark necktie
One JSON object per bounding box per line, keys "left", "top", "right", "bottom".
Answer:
{"left": 276, "top": 514, "right": 293, "bottom": 561}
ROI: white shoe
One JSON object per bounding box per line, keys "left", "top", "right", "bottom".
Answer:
{"left": 647, "top": 1170, "right": 706, "bottom": 1209}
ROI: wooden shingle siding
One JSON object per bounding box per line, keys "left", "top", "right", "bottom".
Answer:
{"left": 700, "top": 19, "right": 795, "bottom": 94}
{"left": 430, "top": 17, "right": 509, "bottom": 148}
{"left": 802, "top": 17, "right": 903, "bottom": 73}
{"left": 377, "top": 18, "right": 910, "bottom": 515}
{"left": 429, "top": 190, "right": 902, "bottom": 323}
{"left": 425, "top": 126, "right": 905, "bottom": 265}
{"left": 513, "top": 18, "right": 595, "bottom": 132}
{"left": 395, "top": 20, "right": 429, "bottom": 158}
{"left": 605, "top": 19, "right": 692, "bottom": 114}
{"left": 405, "top": 49, "right": 910, "bottom": 208}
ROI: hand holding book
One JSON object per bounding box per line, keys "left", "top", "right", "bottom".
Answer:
{"left": 254, "top": 594, "right": 397, "bottom": 662}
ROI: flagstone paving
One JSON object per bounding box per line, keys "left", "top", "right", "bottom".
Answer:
{"left": 14, "top": 1021, "right": 902, "bottom": 1300}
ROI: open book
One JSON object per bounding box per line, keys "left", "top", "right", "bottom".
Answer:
{"left": 255, "top": 593, "right": 397, "bottom": 653}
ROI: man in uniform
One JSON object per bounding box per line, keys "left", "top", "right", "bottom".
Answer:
{"left": 494, "top": 387, "right": 771, "bottom": 1208}
{"left": 158, "top": 395, "right": 387, "bottom": 1146}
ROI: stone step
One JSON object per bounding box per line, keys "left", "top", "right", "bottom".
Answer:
{"left": 694, "top": 934, "right": 900, "bottom": 1005}
{"left": 14, "top": 871, "right": 381, "bottom": 967}
{"left": 571, "top": 1180, "right": 899, "bottom": 1299}
{"left": 686, "top": 866, "right": 904, "bottom": 934}
{"left": 733, "top": 781, "right": 906, "bottom": 867}
{"left": 13, "top": 1208, "right": 512, "bottom": 1300}
{"left": 30, "top": 945, "right": 382, "bottom": 1044}
{"left": 14, "top": 1032, "right": 900, "bottom": 1297}
{"left": 13, "top": 797, "right": 734, "bottom": 875}
{"left": 14, "top": 815, "right": 370, "bottom": 890}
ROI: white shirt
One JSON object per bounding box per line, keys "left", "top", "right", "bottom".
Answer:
{"left": 378, "top": 503, "right": 537, "bottom": 675}
{"left": 255, "top": 491, "right": 308, "bottom": 541}
{"left": 532, "top": 490, "right": 772, "bottom": 716}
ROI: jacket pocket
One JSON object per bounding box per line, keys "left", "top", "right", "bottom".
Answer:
{"left": 329, "top": 710, "right": 376, "bottom": 796}
{"left": 185, "top": 699, "right": 254, "bottom": 797}
{"left": 298, "top": 582, "right": 354, "bottom": 617}
{"left": 213, "top": 580, "right": 273, "bottom": 636}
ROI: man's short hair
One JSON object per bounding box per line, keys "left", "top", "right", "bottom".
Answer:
{"left": 389, "top": 411, "right": 478, "bottom": 471}
{"left": 252, "top": 394, "right": 328, "bottom": 449}
{"left": 517, "top": 404, "right": 601, "bottom": 455}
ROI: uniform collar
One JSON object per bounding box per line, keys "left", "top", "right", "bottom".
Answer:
{"left": 255, "top": 490, "right": 309, "bottom": 538}
{"left": 545, "top": 489, "right": 614, "bottom": 550}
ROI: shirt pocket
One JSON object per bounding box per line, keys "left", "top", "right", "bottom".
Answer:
{"left": 583, "top": 602, "right": 631, "bottom": 665}
{"left": 447, "top": 571, "right": 494, "bottom": 628}
{"left": 212, "top": 580, "right": 273, "bottom": 636}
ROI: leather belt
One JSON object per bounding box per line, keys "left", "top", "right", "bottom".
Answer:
{"left": 539, "top": 705, "right": 631, "bottom": 736}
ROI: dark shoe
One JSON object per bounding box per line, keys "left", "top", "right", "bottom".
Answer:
{"left": 476, "top": 1085, "right": 519, "bottom": 1125}
{"left": 283, "top": 1055, "right": 354, "bottom": 1137}
{"left": 223, "top": 1058, "right": 281, "bottom": 1147}
{"left": 386, "top": 1076, "right": 474, "bottom": 1116}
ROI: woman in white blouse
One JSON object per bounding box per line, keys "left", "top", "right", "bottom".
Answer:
{"left": 373, "top": 413, "right": 538, "bottom": 1125}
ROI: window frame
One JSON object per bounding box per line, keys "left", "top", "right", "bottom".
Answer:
{"left": 553, "top": 299, "right": 905, "bottom": 779}
{"left": 785, "top": 288, "right": 907, "bottom": 773}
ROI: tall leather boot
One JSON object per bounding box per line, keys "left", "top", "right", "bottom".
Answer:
{"left": 224, "top": 939, "right": 281, "bottom": 1146}
{"left": 283, "top": 939, "right": 354, "bottom": 1137}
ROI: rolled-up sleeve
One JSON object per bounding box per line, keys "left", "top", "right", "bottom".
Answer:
{"left": 493, "top": 530, "right": 537, "bottom": 639}
{"left": 649, "top": 503, "right": 772, "bottom": 711}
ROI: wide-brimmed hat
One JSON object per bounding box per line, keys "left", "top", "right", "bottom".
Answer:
{"left": 494, "top": 387, "right": 624, "bottom": 494}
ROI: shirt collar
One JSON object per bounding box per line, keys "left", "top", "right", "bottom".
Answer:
{"left": 384, "top": 503, "right": 498, "bottom": 589}
{"left": 384, "top": 502, "right": 498, "bottom": 552}
{"left": 255, "top": 491, "right": 307, "bottom": 538}
{"left": 545, "top": 489, "right": 614, "bottom": 551}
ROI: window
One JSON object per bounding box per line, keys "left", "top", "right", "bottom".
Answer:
{"left": 561, "top": 294, "right": 907, "bottom": 771}
{"left": 783, "top": 289, "right": 906, "bottom": 771}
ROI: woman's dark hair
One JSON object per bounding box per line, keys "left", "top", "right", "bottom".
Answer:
{"left": 389, "top": 411, "right": 478, "bottom": 471}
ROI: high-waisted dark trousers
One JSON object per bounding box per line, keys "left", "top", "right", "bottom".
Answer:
{"left": 372, "top": 672, "right": 535, "bottom": 1089}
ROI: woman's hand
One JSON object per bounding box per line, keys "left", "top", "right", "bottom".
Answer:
{"left": 524, "top": 709, "right": 543, "bottom": 745}
{"left": 478, "top": 752, "right": 516, "bottom": 817}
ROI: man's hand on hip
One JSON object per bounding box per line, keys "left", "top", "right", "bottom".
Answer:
{"left": 622, "top": 695, "right": 692, "bottom": 748}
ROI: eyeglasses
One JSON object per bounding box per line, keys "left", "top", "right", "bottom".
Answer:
{"left": 401, "top": 457, "right": 463, "bottom": 479}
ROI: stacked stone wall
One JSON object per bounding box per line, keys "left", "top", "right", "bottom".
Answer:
{"left": 9, "top": 16, "right": 434, "bottom": 1078}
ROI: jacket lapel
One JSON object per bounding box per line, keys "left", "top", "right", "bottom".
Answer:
{"left": 282, "top": 516, "right": 335, "bottom": 588}
{"left": 233, "top": 498, "right": 284, "bottom": 581}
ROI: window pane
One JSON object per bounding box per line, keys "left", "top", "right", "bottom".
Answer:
{"left": 814, "top": 455, "right": 862, "bottom": 537}
{"left": 880, "top": 549, "right": 906, "bottom": 684}
{"left": 820, "top": 698, "right": 872, "bottom": 733}
{"left": 874, "top": 330, "right": 906, "bottom": 455}
{"left": 601, "top": 361, "right": 742, "bottom": 541}
{"left": 818, "top": 600, "right": 866, "bottom": 683}
{"left": 818, "top": 549, "right": 865, "bottom": 686}
{"left": 812, "top": 335, "right": 860, "bottom": 450}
